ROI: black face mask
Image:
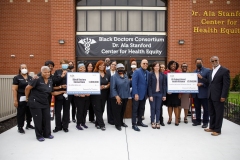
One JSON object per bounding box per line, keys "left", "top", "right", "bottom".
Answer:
{"left": 117, "top": 70, "right": 125, "bottom": 74}
{"left": 196, "top": 64, "right": 202, "bottom": 69}
{"left": 68, "top": 66, "right": 74, "bottom": 69}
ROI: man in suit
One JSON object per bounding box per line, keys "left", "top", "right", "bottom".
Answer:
{"left": 204, "top": 56, "right": 230, "bottom": 136}
{"left": 131, "top": 59, "right": 149, "bottom": 131}
{"left": 192, "top": 58, "right": 211, "bottom": 128}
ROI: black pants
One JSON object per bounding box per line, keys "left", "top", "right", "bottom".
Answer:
{"left": 74, "top": 96, "right": 89, "bottom": 126}
{"left": 92, "top": 98, "right": 107, "bottom": 127}
{"left": 132, "top": 98, "right": 146, "bottom": 125}
{"left": 159, "top": 101, "right": 164, "bottom": 123}
{"left": 107, "top": 97, "right": 114, "bottom": 124}
{"left": 111, "top": 98, "right": 127, "bottom": 127}
{"left": 69, "top": 95, "right": 76, "bottom": 120}
{"left": 208, "top": 99, "right": 224, "bottom": 133}
{"left": 88, "top": 101, "right": 95, "bottom": 122}
{"left": 17, "top": 101, "right": 32, "bottom": 128}
{"left": 30, "top": 107, "right": 51, "bottom": 139}
{"left": 54, "top": 96, "right": 71, "bottom": 130}
{"left": 194, "top": 97, "right": 209, "bottom": 124}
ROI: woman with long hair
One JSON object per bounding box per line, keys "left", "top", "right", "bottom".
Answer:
{"left": 91, "top": 60, "right": 110, "bottom": 131}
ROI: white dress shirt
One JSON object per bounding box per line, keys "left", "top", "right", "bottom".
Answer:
{"left": 212, "top": 65, "right": 221, "bottom": 80}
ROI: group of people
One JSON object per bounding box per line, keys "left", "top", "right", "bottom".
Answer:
{"left": 12, "top": 56, "right": 230, "bottom": 142}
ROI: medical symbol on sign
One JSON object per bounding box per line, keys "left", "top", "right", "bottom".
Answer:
{"left": 78, "top": 38, "right": 97, "bottom": 54}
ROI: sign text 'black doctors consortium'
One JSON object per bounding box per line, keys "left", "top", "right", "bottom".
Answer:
{"left": 76, "top": 35, "right": 167, "bottom": 57}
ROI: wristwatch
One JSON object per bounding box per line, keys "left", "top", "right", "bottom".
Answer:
{"left": 59, "top": 85, "right": 62, "bottom": 89}
{"left": 104, "top": 85, "right": 107, "bottom": 89}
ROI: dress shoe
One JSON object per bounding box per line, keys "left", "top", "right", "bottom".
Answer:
{"left": 18, "top": 127, "right": 25, "bottom": 134}
{"left": 175, "top": 123, "right": 179, "bottom": 126}
{"left": 122, "top": 123, "right": 128, "bottom": 127}
{"left": 95, "top": 125, "right": 100, "bottom": 129}
{"left": 53, "top": 128, "right": 62, "bottom": 133}
{"left": 204, "top": 128, "right": 214, "bottom": 132}
{"left": 63, "top": 128, "right": 69, "bottom": 132}
{"left": 184, "top": 118, "right": 188, "bottom": 124}
{"left": 160, "top": 122, "right": 165, "bottom": 126}
{"left": 202, "top": 124, "right": 208, "bottom": 128}
{"left": 72, "top": 119, "right": 76, "bottom": 123}
{"left": 100, "top": 126, "right": 106, "bottom": 131}
{"left": 137, "top": 122, "right": 148, "bottom": 127}
{"left": 116, "top": 126, "right": 122, "bottom": 131}
{"left": 90, "top": 120, "right": 96, "bottom": 124}
{"left": 108, "top": 122, "right": 114, "bottom": 125}
{"left": 37, "top": 137, "right": 45, "bottom": 142}
{"left": 26, "top": 124, "right": 35, "bottom": 129}
{"left": 132, "top": 125, "right": 140, "bottom": 131}
{"left": 211, "top": 132, "right": 221, "bottom": 136}
{"left": 192, "top": 123, "right": 201, "bottom": 126}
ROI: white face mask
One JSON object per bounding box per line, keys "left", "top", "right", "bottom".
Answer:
{"left": 131, "top": 65, "right": 137, "bottom": 69}
{"left": 21, "top": 69, "right": 28, "bottom": 74}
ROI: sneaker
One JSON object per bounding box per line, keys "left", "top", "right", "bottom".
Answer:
{"left": 81, "top": 124, "right": 88, "bottom": 129}
{"left": 95, "top": 125, "right": 100, "bottom": 129}
{"left": 44, "top": 135, "right": 54, "bottom": 139}
{"left": 26, "top": 124, "right": 35, "bottom": 129}
{"left": 76, "top": 125, "right": 83, "bottom": 130}
{"left": 100, "top": 126, "right": 106, "bottom": 131}
{"left": 63, "top": 128, "right": 69, "bottom": 132}
{"left": 37, "top": 137, "right": 45, "bottom": 142}
{"left": 18, "top": 127, "right": 25, "bottom": 134}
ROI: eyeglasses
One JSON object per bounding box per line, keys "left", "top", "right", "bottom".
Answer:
{"left": 142, "top": 63, "right": 148, "bottom": 65}
{"left": 211, "top": 60, "right": 218, "bottom": 63}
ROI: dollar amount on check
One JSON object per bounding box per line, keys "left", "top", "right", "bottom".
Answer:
{"left": 67, "top": 72, "right": 100, "bottom": 95}
{"left": 167, "top": 73, "right": 198, "bottom": 93}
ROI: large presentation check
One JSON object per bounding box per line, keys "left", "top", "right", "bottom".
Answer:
{"left": 167, "top": 73, "right": 198, "bottom": 93}
{"left": 66, "top": 72, "right": 100, "bottom": 95}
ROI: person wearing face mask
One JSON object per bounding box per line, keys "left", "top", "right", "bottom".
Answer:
{"left": 205, "top": 56, "right": 230, "bottom": 136}
{"left": 192, "top": 58, "right": 211, "bottom": 128}
{"left": 52, "top": 59, "right": 71, "bottom": 133}
{"left": 12, "top": 64, "right": 34, "bottom": 134}
{"left": 128, "top": 58, "right": 137, "bottom": 80}
{"left": 110, "top": 63, "right": 130, "bottom": 131}
{"left": 68, "top": 61, "right": 76, "bottom": 123}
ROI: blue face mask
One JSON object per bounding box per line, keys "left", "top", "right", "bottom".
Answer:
{"left": 62, "top": 64, "right": 69, "bottom": 70}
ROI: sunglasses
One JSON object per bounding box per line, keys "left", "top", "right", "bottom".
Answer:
{"left": 211, "top": 60, "right": 218, "bottom": 63}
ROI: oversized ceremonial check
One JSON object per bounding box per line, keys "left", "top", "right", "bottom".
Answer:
{"left": 66, "top": 72, "right": 100, "bottom": 95}
{"left": 167, "top": 73, "right": 198, "bottom": 93}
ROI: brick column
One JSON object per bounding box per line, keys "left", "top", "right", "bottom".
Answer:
{"left": 167, "top": 0, "right": 192, "bottom": 70}
{"left": 50, "top": 0, "right": 75, "bottom": 69}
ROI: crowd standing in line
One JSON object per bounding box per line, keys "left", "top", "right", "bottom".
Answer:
{"left": 12, "top": 56, "right": 230, "bottom": 141}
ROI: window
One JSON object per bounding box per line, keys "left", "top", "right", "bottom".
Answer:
{"left": 77, "top": 10, "right": 166, "bottom": 32}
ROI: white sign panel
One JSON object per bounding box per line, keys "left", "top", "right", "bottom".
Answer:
{"left": 167, "top": 73, "right": 198, "bottom": 93}
{"left": 67, "top": 72, "right": 100, "bottom": 95}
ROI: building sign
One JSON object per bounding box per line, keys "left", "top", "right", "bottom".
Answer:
{"left": 192, "top": 10, "right": 240, "bottom": 34}
{"left": 76, "top": 35, "right": 167, "bottom": 57}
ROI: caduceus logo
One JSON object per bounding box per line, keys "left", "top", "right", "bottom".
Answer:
{"left": 78, "top": 38, "right": 96, "bottom": 54}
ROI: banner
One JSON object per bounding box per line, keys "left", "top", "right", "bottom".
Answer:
{"left": 167, "top": 73, "right": 198, "bottom": 93}
{"left": 66, "top": 72, "right": 100, "bottom": 95}
{"left": 76, "top": 35, "right": 166, "bottom": 57}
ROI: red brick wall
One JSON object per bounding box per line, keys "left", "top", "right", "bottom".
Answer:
{"left": 0, "top": 0, "right": 75, "bottom": 75}
{"left": 167, "top": 0, "right": 193, "bottom": 71}
{"left": 192, "top": 0, "right": 240, "bottom": 77}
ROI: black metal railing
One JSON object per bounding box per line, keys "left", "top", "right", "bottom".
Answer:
{"left": 224, "top": 98, "right": 240, "bottom": 125}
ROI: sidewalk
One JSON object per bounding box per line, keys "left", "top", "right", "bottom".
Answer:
{"left": 0, "top": 101, "right": 239, "bottom": 160}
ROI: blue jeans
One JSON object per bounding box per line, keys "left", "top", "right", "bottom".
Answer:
{"left": 149, "top": 93, "right": 163, "bottom": 123}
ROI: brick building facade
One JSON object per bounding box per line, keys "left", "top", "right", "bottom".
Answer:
{"left": 0, "top": 0, "right": 239, "bottom": 77}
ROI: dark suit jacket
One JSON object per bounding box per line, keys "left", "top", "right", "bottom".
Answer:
{"left": 192, "top": 67, "right": 210, "bottom": 99}
{"left": 148, "top": 72, "right": 166, "bottom": 97}
{"left": 208, "top": 66, "right": 230, "bottom": 101}
{"left": 131, "top": 68, "right": 149, "bottom": 100}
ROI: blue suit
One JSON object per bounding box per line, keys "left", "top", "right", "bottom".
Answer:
{"left": 131, "top": 68, "right": 149, "bottom": 125}
{"left": 192, "top": 67, "right": 210, "bottom": 124}
{"left": 148, "top": 72, "right": 167, "bottom": 123}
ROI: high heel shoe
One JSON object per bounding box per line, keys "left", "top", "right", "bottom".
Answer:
{"left": 167, "top": 119, "right": 172, "bottom": 124}
{"left": 184, "top": 118, "right": 188, "bottom": 124}
{"left": 156, "top": 123, "right": 160, "bottom": 129}
{"left": 175, "top": 123, "right": 179, "bottom": 126}
{"left": 151, "top": 123, "right": 156, "bottom": 129}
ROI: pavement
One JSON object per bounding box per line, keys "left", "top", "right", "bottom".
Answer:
{"left": 0, "top": 101, "right": 240, "bottom": 160}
